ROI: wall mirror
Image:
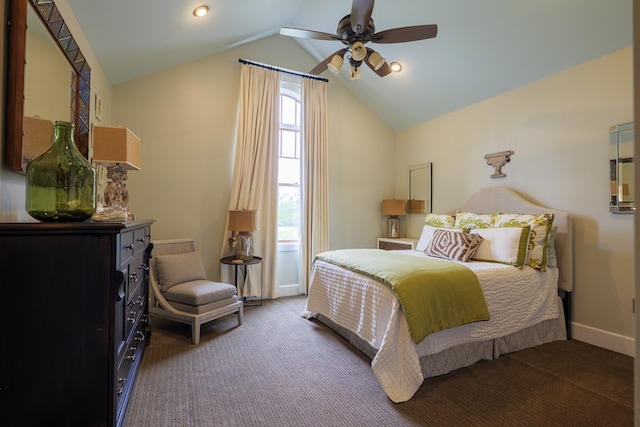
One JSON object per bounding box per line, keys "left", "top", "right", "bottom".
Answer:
{"left": 408, "top": 163, "right": 432, "bottom": 214}
{"left": 5, "top": 0, "right": 91, "bottom": 173}
{"left": 609, "top": 122, "right": 634, "bottom": 213}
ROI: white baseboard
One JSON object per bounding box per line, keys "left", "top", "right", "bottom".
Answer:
{"left": 571, "top": 322, "right": 635, "bottom": 357}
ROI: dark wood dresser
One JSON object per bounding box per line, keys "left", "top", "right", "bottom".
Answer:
{"left": 0, "top": 220, "right": 153, "bottom": 427}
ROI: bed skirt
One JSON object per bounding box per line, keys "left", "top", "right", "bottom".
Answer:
{"left": 316, "top": 296, "right": 567, "bottom": 382}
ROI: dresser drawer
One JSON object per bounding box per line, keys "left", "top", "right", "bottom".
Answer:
{"left": 133, "top": 226, "right": 150, "bottom": 254}
{"left": 115, "top": 323, "right": 147, "bottom": 422}
{"left": 118, "top": 226, "right": 151, "bottom": 267}
{"left": 118, "top": 230, "right": 136, "bottom": 266}
{"left": 125, "top": 280, "right": 146, "bottom": 340}
{"left": 126, "top": 252, "right": 146, "bottom": 301}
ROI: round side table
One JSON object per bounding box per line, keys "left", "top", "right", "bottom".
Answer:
{"left": 220, "top": 256, "right": 263, "bottom": 306}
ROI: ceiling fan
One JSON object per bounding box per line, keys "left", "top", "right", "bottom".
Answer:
{"left": 280, "top": 0, "right": 438, "bottom": 79}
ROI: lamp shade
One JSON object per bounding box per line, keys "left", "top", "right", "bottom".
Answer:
{"left": 382, "top": 199, "right": 406, "bottom": 216}
{"left": 327, "top": 54, "right": 343, "bottom": 73}
{"left": 92, "top": 125, "right": 141, "bottom": 170}
{"left": 407, "top": 199, "right": 425, "bottom": 214}
{"left": 23, "top": 116, "right": 54, "bottom": 162}
{"left": 368, "top": 50, "right": 386, "bottom": 70}
{"left": 228, "top": 210, "right": 258, "bottom": 232}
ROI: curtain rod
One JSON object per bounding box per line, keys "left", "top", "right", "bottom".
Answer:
{"left": 238, "top": 58, "right": 328, "bottom": 82}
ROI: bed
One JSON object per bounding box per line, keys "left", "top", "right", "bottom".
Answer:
{"left": 302, "top": 187, "right": 572, "bottom": 403}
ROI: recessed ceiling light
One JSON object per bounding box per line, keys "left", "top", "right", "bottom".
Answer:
{"left": 390, "top": 62, "right": 402, "bottom": 72}
{"left": 193, "top": 5, "right": 209, "bottom": 17}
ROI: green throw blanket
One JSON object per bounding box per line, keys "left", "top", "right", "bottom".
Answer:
{"left": 315, "top": 249, "right": 490, "bottom": 343}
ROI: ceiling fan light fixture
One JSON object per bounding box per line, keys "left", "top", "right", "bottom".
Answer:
{"left": 327, "top": 54, "right": 344, "bottom": 73}
{"left": 351, "top": 41, "right": 367, "bottom": 62}
{"left": 368, "top": 51, "right": 386, "bottom": 71}
{"left": 349, "top": 65, "right": 361, "bottom": 80}
{"left": 193, "top": 5, "right": 209, "bottom": 17}
{"left": 390, "top": 62, "right": 403, "bottom": 72}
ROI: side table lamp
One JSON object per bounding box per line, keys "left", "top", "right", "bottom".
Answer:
{"left": 92, "top": 125, "right": 141, "bottom": 220}
{"left": 228, "top": 210, "right": 258, "bottom": 262}
{"left": 382, "top": 199, "right": 406, "bottom": 238}
{"left": 407, "top": 199, "right": 426, "bottom": 214}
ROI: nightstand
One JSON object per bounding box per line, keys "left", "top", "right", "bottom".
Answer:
{"left": 377, "top": 237, "right": 418, "bottom": 250}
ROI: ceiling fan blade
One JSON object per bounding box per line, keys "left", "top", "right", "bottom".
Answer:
{"left": 309, "top": 49, "right": 348, "bottom": 75}
{"left": 280, "top": 27, "right": 339, "bottom": 41}
{"left": 364, "top": 49, "right": 392, "bottom": 77}
{"left": 350, "top": 0, "right": 375, "bottom": 35}
{"left": 371, "top": 24, "right": 438, "bottom": 44}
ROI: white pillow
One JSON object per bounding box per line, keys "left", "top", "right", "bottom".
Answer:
{"left": 469, "top": 226, "right": 531, "bottom": 268}
{"left": 416, "top": 225, "right": 462, "bottom": 251}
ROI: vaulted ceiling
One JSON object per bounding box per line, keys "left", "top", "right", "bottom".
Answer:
{"left": 66, "top": 0, "right": 632, "bottom": 131}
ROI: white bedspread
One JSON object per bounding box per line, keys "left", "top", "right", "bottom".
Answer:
{"left": 302, "top": 250, "right": 559, "bottom": 403}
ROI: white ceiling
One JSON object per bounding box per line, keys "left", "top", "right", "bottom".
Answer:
{"left": 65, "top": 0, "right": 632, "bottom": 132}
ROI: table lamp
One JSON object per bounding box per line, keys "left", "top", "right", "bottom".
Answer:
{"left": 407, "top": 199, "right": 426, "bottom": 214}
{"left": 228, "top": 210, "right": 258, "bottom": 261}
{"left": 382, "top": 199, "right": 406, "bottom": 238}
{"left": 92, "top": 125, "right": 141, "bottom": 219}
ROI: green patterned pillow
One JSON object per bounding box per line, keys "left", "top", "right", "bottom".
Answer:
{"left": 454, "top": 211, "right": 495, "bottom": 230}
{"left": 424, "top": 213, "right": 456, "bottom": 228}
{"left": 494, "top": 213, "right": 554, "bottom": 271}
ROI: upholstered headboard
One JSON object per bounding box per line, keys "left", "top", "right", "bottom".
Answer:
{"left": 456, "top": 187, "right": 573, "bottom": 292}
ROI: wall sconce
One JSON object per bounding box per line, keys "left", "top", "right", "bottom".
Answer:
{"left": 92, "top": 125, "right": 141, "bottom": 219}
{"left": 484, "top": 150, "right": 514, "bottom": 178}
{"left": 228, "top": 210, "right": 258, "bottom": 261}
{"left": 382, "top": 199, "right": 406, "bottom": 238}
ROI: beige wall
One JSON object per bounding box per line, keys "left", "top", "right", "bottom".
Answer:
{"left": 395, "top": 47, "right": 634, "bottom": 353}
{"left": 112, "top": 35, "right": 396, "bottom": 281}
{"left": 0, "top": 0, "right": 635, "bottom": 356}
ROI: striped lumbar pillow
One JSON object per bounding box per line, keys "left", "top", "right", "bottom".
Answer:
{"left": 424, "top": 229, "right": 484, "bottom": 262}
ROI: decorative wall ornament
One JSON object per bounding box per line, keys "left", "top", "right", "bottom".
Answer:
{"left": 484, "top": 150, "right": 514, "bottom": 178}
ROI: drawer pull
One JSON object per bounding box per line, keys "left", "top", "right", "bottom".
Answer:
{"left": 125, "top": 243, "right": 134, "bottom": 250}
{"left": 127, "top": 311, "right": 136, "bottom": 323}
{"left": 134, "top": 331, "right": 146, "bottom": 341}
{"left": 116, "top": 377, "right": 126, "bottom": 396}
{"left": 139, "top": 264, "right": 149, "bottom": 271}
{"left": 125, "top": 347, "right": 136, "bottom": 361}
{"left": 129, "top": 271, "right": 138, "bottom": 281}
{"left": 127, "top": 297, "right": 144, "bottom": 308}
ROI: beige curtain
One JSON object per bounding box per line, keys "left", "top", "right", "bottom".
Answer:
{"left": 223, "top": 63, "right": 280, "bottom": 299}
{"left": 299, "top": 77, "right": 329, "bottom": 293}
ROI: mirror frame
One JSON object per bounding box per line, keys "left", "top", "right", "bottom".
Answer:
{"left": 5, "top": 0, "right": 91, "bottom": 172}
{"left": 408, "top": 163, "right": 432, "bottom": 214}
{"left": 609, "top": 122, "right": 635, "bottom": 214}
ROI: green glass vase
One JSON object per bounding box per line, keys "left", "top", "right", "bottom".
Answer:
{"left": 25, "top": 121, "right": 96, "bottom": 221}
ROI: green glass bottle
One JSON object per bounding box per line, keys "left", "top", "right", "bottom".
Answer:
{"left": 25, "top": 121, "right": 96, "bottom": 221}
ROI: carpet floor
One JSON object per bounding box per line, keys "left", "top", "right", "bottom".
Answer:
{"left": 124, "top": 296, "right": 633, "bottom": 427}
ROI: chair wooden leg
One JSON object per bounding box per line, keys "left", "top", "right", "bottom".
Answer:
{"left": 192, "top": 321, "right": 201, "bottom": 345}
{"left": 237, "top": 305, "right": 244, "bottom": 325}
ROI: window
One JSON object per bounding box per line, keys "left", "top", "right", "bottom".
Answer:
{"left": 278, "top": 83, "right": 301, "bottom": 242}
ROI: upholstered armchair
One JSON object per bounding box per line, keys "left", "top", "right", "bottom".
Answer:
{"left": 149, "top": 239, "right": 243, "bottom": 344}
